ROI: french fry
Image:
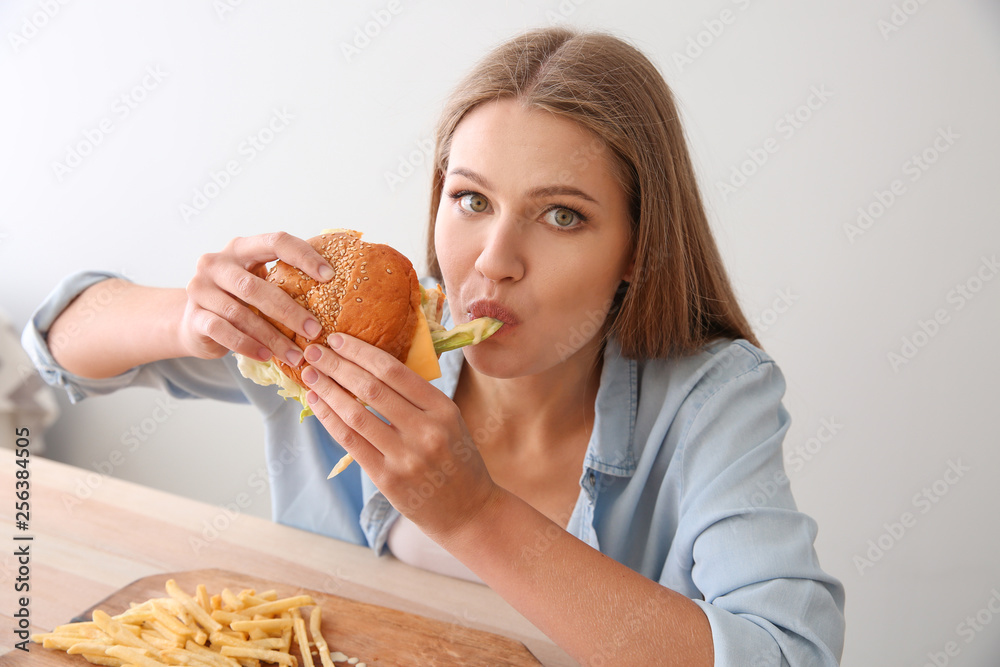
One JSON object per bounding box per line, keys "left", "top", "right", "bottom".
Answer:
{"left": 196, "top": 585, "right": 212, "bottom": 613}
{"left": 279, "top": 612, "right": 293, "bottom": 653}
{"left": 183, "top": 639, "right": 242, "bottom": 667}
{"left": 40, "top": 634, "right": 104, "bottom": 651}
{"left": 153, "top": 602, "right": 198, "bottom": 640}
{"left": 66, "top": 640, "right": 113, "bottom": 656}
{"left": 327, "top": 454, "right": 353, "bottom": 479}
{"left": 49, "top": 620, "right": 104, "bottom": 636}
{"left": 219, "top": 645, "right": 296, "bottom": 666}
{"left": 166, "top": 580, "right": 224, "bottom": 634}
{"left": 207, "top": 631, "right": 253, "bottom": 649}
{"left": 210, "top": 610, "right": 246, "bottom": 626}
{"left": 308, "top": 608, "right": 336, "bottom": 667}
{"left": 105, "top": 644, "right": 170, "bottom": 667}
{"left": 237, "top": 593, "right": 270, "bottom": 608}
{"left": 248, "top": 628, "right": 267, "bottom": 641}
{"left": 229, "top": 618, "right": 293, "bottom": 634}
{"left": 290, "top": 609, "right": 314, "bottom": 667}
{"left": 92, "top": 610, "right": 157, "bottom": 653}
{"left": 221, "top": 589, "right": 243, "bottom": 612}
{"left": 241, "top": 596, "right": 315, "bottom": 618}
{"left": 78, "top": 654, "right": 125, "bottom": 667}
{"left": 141, "top": 630, "right": 179, "bottom": 651}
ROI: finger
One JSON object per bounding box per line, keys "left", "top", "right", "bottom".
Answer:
{"left": 229, "top": 232, "right": 335, "bottom": 283}
{"left": 303, "top": 340, "right": 427, "bottom": 426}
{"left": 188, "top": 274, "right": 305, "bottom": 365}
{"left": 215, "top": 260, "right": 323, "bottom": 347}
{"left": 302, "top": 368, "right": 389, "bottom": 476}
{"left": 301, "top": 349, "right": 406, "bottom": 439}
{"left": 188, "top": 305, "right": 271, "bottom": 362}
{"left": 324, "top": 334, "right": 441, "bottom": 412}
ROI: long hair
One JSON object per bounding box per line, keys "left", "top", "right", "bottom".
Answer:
{"left": 426, "top": 27, "right": 760, "bottom": 358}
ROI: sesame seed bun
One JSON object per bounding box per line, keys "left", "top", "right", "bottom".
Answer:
{"left": 263, "top": 230, "right": 420, "bottom": 386}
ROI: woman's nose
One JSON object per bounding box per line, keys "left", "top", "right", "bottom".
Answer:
{"left": 473, "top": 214, "right": 525, "bottom": 283}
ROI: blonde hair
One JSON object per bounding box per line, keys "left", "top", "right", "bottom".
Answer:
{"left": 425, "top": 27, "right": 760, "bottom": 358}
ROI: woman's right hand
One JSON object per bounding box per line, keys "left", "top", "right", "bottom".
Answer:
{"left": 179, "top": 232, "right": 335, "bottom": 368}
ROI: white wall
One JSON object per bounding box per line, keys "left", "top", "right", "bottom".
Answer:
{"left": 3, "top": 1, "right": 999, "bottom": 664}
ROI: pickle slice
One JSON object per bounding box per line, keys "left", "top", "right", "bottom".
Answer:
{"left": 431, "top": 318, "right": 504, "bottom": 353}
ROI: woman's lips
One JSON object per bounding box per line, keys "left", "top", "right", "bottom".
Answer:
{"left": 466, "top": 299, "right": 521, "bottom": 338}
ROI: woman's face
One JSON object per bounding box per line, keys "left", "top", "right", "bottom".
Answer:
{"left": 434, "top": 99, "right": 633, "bottom": 378}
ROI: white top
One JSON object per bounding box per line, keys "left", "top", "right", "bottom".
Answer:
{"left": 386, "top": 514, "right": 484, "bottom": 584}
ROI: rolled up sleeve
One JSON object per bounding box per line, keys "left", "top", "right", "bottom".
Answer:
{"left": 21, "top": 270, "right": 249, "bottom": 405}
{"left": 674, "top": 356, "right": 845, "bottom": 665}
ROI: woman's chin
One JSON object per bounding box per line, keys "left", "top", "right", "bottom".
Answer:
{"left": 461, "top": 343, "right": 532, "bottom": 380}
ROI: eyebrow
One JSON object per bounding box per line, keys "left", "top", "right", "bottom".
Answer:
{"left": 447, "top": 167, "right": 600, "bottom": 206}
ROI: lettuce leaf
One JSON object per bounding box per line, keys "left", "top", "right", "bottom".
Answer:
{"left": 235, "top": 354, "right": 314, "bottom": 422}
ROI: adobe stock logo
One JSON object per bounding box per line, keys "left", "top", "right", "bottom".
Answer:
{"left": 877, "top": 0, "right": 933, "bottom": 41}
{"left": 716, "top": 85, "right": 833, "bottom": 201}
{"left": 887, "top": 254, "right": 998, "bottom": 372}
{"left": 178, "top": 108, "right": 294, "bottom": 223}
{"left": 923, "top": 588, "right": 1000, "bottom": 667}
{"left": 751, "top": 288, "right": 798, "bottom": 335}
{"left": 853, "top": 458, "right": 970, "bottom": 576}
{"left": 671, "top": 0, "right": 754, "bottom": 73}
{"left": 51, "top": 66, "right": 169, "bottom": 182}
{"left": 7, "top": 0, "right": 72, "bottom": 53}
{"left": 339, "top": 0, "right": 407, "bottom": 63}
{"left": 843, "top": 127, "right": 959, "bottom": 244}
{"left": 384, "top": 136, "right": 433, "bottom": 192}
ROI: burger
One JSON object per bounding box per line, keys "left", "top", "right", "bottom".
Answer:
{"left": 235, "top": 229, "right": 502, "bottom": 477}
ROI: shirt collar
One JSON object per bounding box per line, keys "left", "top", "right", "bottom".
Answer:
{"left": 584, "top": 337, "right": 638, "bottom": 478}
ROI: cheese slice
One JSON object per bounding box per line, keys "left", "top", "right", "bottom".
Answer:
{"left": 404, "top": 306, "right": 441, "bottom": 381}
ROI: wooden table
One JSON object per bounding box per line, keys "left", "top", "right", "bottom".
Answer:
{"left": 0, "top": 455, "right": 573, "bottom": 665}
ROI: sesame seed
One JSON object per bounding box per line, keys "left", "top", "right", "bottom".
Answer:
{"left": 356, "top": 297, "right": 362, "bottom": 302}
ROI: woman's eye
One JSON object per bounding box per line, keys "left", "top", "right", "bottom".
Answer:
{"left": 544, "top": 206, "right": 580, "bottom": 228}
{"left": 459, "top": 193, "right": 489, "bottom": 213}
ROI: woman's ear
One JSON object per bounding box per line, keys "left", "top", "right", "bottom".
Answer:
{"left": 622, "top": 256, "right": 636, "bottom": 284}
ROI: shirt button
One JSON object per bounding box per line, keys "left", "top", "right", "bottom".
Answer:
{"left": 588, "top": 471, "right": 596, "bottom": 486}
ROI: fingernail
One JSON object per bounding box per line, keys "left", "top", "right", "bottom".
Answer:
{"left": 307, "top": 390, "right": 319, "bottom": 404}
{"left": 328, "top": 333, "right": 344, "bottom": 349}
{"left": 318, "top": 265, "right": 335, "bottom": 281}
{"left": 258, "top": 347, "right": 272, "bottom": 362}
{"left": 304, "top": 345, "right": 322, "bottom": 362}
{"left": 285, "top": 349, "right": 303, "bottom": 367}
{"left": 304, "top": 319, "right": 323, "bottom": 339}
{"left": 302, "top": 367, "right": 318, "bottom": 385}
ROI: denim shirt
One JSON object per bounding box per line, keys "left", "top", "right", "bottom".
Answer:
{"left": 23, "top": 271, "right": 845, "bottom": 665}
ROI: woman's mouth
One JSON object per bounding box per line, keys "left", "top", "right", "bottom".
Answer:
{"left": 466, "top": 299, "right": 521, "bottom": 337}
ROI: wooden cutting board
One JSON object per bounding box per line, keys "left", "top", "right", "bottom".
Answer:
{"left": 8, "top": 568, "right": 541, "bottom": 667}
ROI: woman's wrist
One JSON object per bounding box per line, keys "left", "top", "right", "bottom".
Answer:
{"left": 163, "top": 287, "right": 198, "bottom": 359}
{"left": 430, "top": 482, "right": 515, "bottom": 557}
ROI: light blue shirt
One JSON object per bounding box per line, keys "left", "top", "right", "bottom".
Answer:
{"left": 23, "top": 271, "right": 845, "bottom": 665}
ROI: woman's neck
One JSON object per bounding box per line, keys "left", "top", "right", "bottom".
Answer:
{"left": 455, "top": 338, "right": 605, "bottom": 456}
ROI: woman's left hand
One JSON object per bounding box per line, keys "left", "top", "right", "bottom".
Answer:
{"left": 299, "top": 333, "right": 502, "bottom": 542}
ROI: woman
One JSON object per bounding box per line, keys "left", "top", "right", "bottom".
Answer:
{"left": 25, "top": 27, "right": 845, "bottom": 665}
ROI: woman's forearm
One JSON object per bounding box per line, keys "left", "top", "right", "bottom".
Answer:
{"left": 48, "top": 279, "right": 190, "bottom": 379}
{"left": 439, "top": 489, "right": 714, "bottom": 666}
